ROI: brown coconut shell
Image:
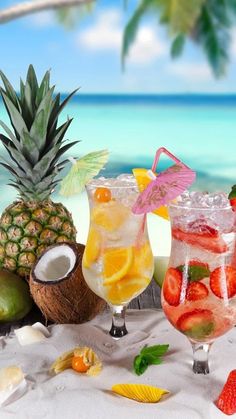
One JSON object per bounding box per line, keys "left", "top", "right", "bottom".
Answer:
{"left": 29, "top": 242, "right": 106, "bottom": 324}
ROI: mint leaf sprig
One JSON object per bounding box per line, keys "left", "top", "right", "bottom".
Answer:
{"left": 133, "top": 344, "right": 169, "bottom": 376}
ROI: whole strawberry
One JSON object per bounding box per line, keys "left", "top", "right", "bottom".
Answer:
{"left": 228, "top": 185, "right": 236, "bottom": 211}
{"left": 216, "top": 369, "right": 236, "bottom": 415}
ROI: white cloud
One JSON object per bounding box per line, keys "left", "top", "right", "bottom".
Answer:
{"left": 168, "top": 62, "right": 212, "bottom": 82}
{"left": 78, "top": 9, "right": 122, "bottom": 51}
{"left": 127, "top": 26, "right": 166, "bottom": 65}
{"left": 77, "top": 9, "right": 166, "bottom": 65}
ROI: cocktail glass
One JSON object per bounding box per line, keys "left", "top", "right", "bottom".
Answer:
{"left": 82, "top": 175, "right": 154, "bottom": 338}
{"left": 161, "top": 192, "right": 236, "bottom": 374}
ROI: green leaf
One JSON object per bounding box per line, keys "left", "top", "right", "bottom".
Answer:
{"left": 50, "top": 118, "right": 73, "bottom": 148}
{"left": 22, "top": 130, "right": 40, "bottom": 164}
{"left": 133, "top": 355, "right": 149, "bottom": 376}
{"left": 47, "top": 93, "right": 61, "bottom": 134}
{"left": 7, "top": 145, "right": 33, "bottom": 172}
{"left": 122, "top": 0, "right": 155, "bottom": 68}
{"left": 196, "top": 3, "right": 229, "bottom": 77}
{"left": 0, "top": 70, "right": 21, "bottom": 111}
{"left": 0, "top": 90, "right": 28, "bottom": 137}
{"left": 30, "top": 87, "right": 54, "bottom": 151}
{"left": 177, "top": 264, "right": 210, "bottom": 282}
{"left": 171, "top": 34, "right": 186, "bottom": 58}
{"left": 50, "top": 141, "right": 79, "bottom": 168}
{"left": 140, "top": 344, "right": 169, "bottom": 358}
{"left": 26, "top": 65, "right": 39, "bottom": 98}
{"left": 133, "top": 343, "right": 169, "bottom": 376}
{"left": 35, "top": 69, "right": 50, "bottom": 107}
{"left": 0, "top": 120, "right": 21, "bottom": 151}
{"left": 159, "top": 0, "right": 206, "bottom": 34}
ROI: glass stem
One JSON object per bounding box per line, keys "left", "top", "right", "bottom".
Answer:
{"left": 191, "top": 342, "right": 212, "bottom": 374}
{"left": 109, "top": 305, "right": 128, "bottom": 339}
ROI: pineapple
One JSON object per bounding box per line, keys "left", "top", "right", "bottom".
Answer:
{"left": 0, "top": 65, "right": 77, "bottom": 278}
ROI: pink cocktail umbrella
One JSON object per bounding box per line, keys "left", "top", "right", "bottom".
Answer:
{"left": 132, "top": 147, "right": 196, "bottom": 215}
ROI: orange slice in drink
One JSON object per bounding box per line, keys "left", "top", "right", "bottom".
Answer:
{"left": 83, "top": 227, "right": 101, "bottom": 268}
{"left": 129, "top": 242, "right": 154, "bottom": 277}
{"left": 132, "top": 168, "right": 169, "bottom": 220}
{"left": 106, "top": 276, "right": 150, "bottom": 305}
{"left": 103, "top": 247, "right": 133, "bottom": 285}
{"left": 92, "top": 201, "right": 129, "bottom": 231}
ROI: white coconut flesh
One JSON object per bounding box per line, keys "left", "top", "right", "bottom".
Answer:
{"left": 34, "top": 245, "right": 77, "bottom": 282}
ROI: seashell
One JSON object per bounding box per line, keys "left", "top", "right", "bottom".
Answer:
{"left": 111, "top": 383, "right": 169, "bottom": 403}
{"left": 15, "top": 325, "right": 46, "bottom": 346}
{"left": 50, "top": 346, "right": 102, "bottom": 376}
{"left": 0, "top": 366, "right": 27, "bottom": 407}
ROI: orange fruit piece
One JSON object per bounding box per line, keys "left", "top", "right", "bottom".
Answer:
{"left": 92, "top": 201, "right": 129, "bottom": 231}
{"left": 72, "top": 356, "right": 89, "bottom": 373}
{"left": 106, "top": 276, "right": 150, "bottom": 305}
{"left": 83, "top": 227, "right": 101, "bottom": 268}
{"left": 94, "top": 187, "right": 112, "bottom": 203}
{"left": 129, "top": 242, "right": 154, "bottom": 277}
{"left": 103, "top": 247, "right": 133, "bottom": 285}
{"left": 132, "top": 168, "right": 169, "bottom": 220}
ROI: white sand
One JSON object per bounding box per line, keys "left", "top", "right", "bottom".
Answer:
{"left": 58, "top": 192, "right": 171, "bottom": 257}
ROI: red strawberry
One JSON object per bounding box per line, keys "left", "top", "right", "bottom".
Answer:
{"left": 163, "top": 268, "right": 182, "bottom": 306}
{"left": 176, "top": 309, "right": 214, "bottom": 340}
{"left": 186, "top": 282, "right": 209, "bottom": 301}
{"left": 172, "top": 227, "right": 228, "bottom": 254}
{"left": 216, "top": 369, "right": 236, "bottom": 415}
{"left": 210, "top": 266, "right": 236, "bottom": 299}
{"left": 228, "top": 185, "right": 236, "bottom": 212}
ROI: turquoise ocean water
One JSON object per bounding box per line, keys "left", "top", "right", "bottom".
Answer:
{"left": 0, "top": 94, "right": 236, "bottom": 213}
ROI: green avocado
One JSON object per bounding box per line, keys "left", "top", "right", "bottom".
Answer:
{"left": 0, "top": 270, "right": 33, "bottom": 322}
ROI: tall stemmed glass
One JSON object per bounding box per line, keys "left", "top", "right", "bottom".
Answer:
{"left": 161, "top": 192, "right": 236, "bottom": 374}
{"left": 82, "top": 175, "right": 154, "bottom": 338}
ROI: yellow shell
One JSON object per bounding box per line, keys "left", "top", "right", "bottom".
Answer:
{"left": 50, "top": 346, "right": 102, "bottom": 376}
{"left": 111, "top": 383, "right": 169, "bottom": 403}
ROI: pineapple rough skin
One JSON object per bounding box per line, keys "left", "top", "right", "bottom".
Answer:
{"left": 0, "top": 200, "right": 77, "bottom": 278}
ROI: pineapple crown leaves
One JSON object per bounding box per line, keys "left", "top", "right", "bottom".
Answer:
{"left": 0, "top": 65, "right": 80, "bottom": 201}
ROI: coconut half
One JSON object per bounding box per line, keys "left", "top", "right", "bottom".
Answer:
{"left": 29, "top": 243, "right": 105, "bottom": 324}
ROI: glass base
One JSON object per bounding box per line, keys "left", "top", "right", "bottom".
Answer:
{"left": 109, "top": 305, "right": 128, "bottom": 339}
{"left": 191, "top": 342, "right": 212, "bottom": 375}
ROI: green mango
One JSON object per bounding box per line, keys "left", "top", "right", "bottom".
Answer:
{"left": 0, "top": 270, "right": 33, "bottom": 322}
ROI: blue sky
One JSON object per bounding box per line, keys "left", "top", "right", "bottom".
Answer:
{"left": 1, "top": 0, "right": 236, "bottom": 93}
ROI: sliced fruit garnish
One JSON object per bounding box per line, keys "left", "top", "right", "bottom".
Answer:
{"left": 210, "top": 266, "right": 236, "bottom": 299}
{"left": 103, "top": 247, "right": 133, "bottom": 285}
{"left": 111, "top": 383, "right": 169, "bottom": 403}
{"left": 176, "top": 309, "right": 214, "bottom": 340}
{"left": 216, "top": 369, "right": 236, "bottom": 415}
{"left": 228, "top": 185, "right": 236, "bottom": 211}
{"left": 186, "top": 282, "right": 209, "bottom": 301}
{"left": 83, "top": 227, "right": 101, "bottom": 268}
{"left": 106, "top": 276, "right": 150, "bottom": 305}
{"left": 163, "top": 267, "right": 182, "bottom": 306}
{"left": 94, "top": 187, "right": 112, "bottom": 203}
{"left": 128, "top": 242, "right": 154, "bottom": 277}
{"left": 177, "top": 260, "right": 210, "bottom": 282}
{"left": 132, "top": 168, "right": 169, "bottom": 220}
{"left": 92, "top": 200, "right": 129, "bottom": 231}
{"left": 172, "top": 227, "right": 228, "bottom": 254}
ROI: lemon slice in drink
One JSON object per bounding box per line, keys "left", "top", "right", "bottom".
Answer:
{"left": 83, "top": 227, "right": 100, "bottom": 268}
{"left": 132, "top": 168, "right": 169, "bottom": 220}
{"left": 106, "top": 276, "right": 150, "bottom": 305}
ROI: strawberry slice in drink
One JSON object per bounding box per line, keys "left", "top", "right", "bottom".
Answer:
{"left": 163, "top": 267, "right": 182, "bottom": 306}
{"left": 176, "top": 309, "right": 214, "bottom": 340}
{"left": 186, "top": 282, "right": 209, "bottom": 301}
{"left": 210, "top": 266, "right": 236, "bottom": 299}
{"left": 172, "top": 224, "right": 228, "bottom": 254}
